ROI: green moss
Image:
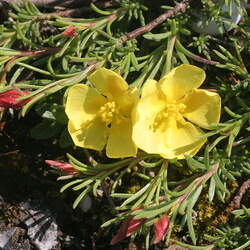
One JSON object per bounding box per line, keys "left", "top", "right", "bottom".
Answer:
{"left": 195, "top": 194, "right": 217, "bottom": 225}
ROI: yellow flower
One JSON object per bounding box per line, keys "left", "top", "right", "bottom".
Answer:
{"left": 132, "top": 64, "right": 221, "bottom": 159}
{"left": 65, "top": 68, "right": 138, "bottom": 158}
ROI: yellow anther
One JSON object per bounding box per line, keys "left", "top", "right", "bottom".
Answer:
{"left": 98, "top": 101, "right": 125, "bottom": 125}
{"left": 152, "top": 102, "right": 186, "bottom": 131}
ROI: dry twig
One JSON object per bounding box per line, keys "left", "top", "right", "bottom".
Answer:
{"left": 117, "top": 0, "right": 189, "bottom": 44}
{"left": 212, "top": 179, "right": 250, "bottom": 227}
{"left": 231, "top": 179, "right": 250, "bottom": 209}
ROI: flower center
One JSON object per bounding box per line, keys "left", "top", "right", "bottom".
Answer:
{"left": 152, "top": 102, "right": 186, "bottom": 131}
{"left": 98, "top": 101, "right": 124, "bottom": 125}
{"left": 164, "top": 102, "right": 186, "bottom": 119}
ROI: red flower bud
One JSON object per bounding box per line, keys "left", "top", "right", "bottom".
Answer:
{"left": 0, "top": 90, "right": 30, "bottom": 109}
{"left": 45, "top": 160, "right": 79, "bottom": 175}
{"left": 153, "top": 213, "right": 170, "bottom": 244}
{"left": 111, "top": 217, "right": 146, "bottom": 245}
{"left": 61, "top": 26, "right": 78, "bottom": 37}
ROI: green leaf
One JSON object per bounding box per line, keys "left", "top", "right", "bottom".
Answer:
{"left": 90, "top": 3, "right": 114, "bottom": 15}
{"left": 214, "top": 173, "right": 229, "bottom": 193}
{"left": 208, "top": 177, "right": 216, "bottom": 202}
{"left": 59, "top": 129, "right": 73, "bottom": 148}
{"left": 120, "top": 183, "right": 150, "bottom": 207}
{"left": 208, "top": 135, "right": 227, "bottom": 152}
{"left": 111, "top": 193, "right": 133, "bottom": 198}
{"left": 36, "top": 103, "right": 68, "bottom": 124}
{"left": 185, "top": 155, "right": 206, "bottom": 172}
{"left": 92, "top": 179, "right": 101, "bottom": 197}
{"left": 175, "top": 241, "right": 214, "bottom": 250}
{"left": 133, "top": 200, "right": 175, "bottom": 219}
{"left": 242, "top": 205, "right": 250, "bottom": 217}
{"left": 72, "top": 178, "right": 94, "bottom": 191}
{"left": 178, "top": 197, "right": 189, "bottom": 215}
{"left": 30, "top": 119, "right": 62, "bottom": 140}
{"left": 67, "top": 153, "right": 90, "bottom": 168}
{"left": 187, "top": 185, "right": 203, "bottom": 244}
{"left": 143, "top": 32, "right": 171, "bottom": 41}
{"left": 220, "top": 162, "right": 235, "bottom": 181}
{"left": 233, "top": 240, "right": 250, "bottom": 250}
{"left": 73, "top": 186, "right": 92, "bottom": 209}
{"left": 21, "top": 94, "right": 46, "bottom": 116}
{"left": 60, "top": 179, "right": 82, "bottom": 193}
{"left": 101, "top": 216, "right": 128, "bottom": 228}
{"left": 69, "top": 161, "right": 95, "bottom": 174}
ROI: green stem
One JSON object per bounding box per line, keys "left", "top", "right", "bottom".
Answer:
{"left": 175, "top": 39, "right": 218, "bottom": 65}
{"left": 144, "top": 160, "right": 168, "bottom": 206}
{"left": 161, "top": 35, "right": 176, "bottom": 77}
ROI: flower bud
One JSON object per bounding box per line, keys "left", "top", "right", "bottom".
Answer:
{"left": 0, "top": 90, "right": 30, "bottom": 109}
{"left": 153, "top": 213, "right": 170, "bottom": 244}
{"left": 62, "top": 26, "right": 78, "bottom": 37}
{"left": 45, "top": 160, "right": 79, "bottom": 175}
{"left": 111, "top": 217, "right": 146, "bottom": 245}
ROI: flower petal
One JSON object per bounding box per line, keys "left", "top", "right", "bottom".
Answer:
{"left": 159, "top": 64, "right": 206, "bottom": 101}
{"left": 182, "top": 89, "right": 221, "bottom": 129}
{"left": 133, "top": 77, "right": 207, "bottom": 158}
{"left": 68, "top": 119, "right": 108, "bottom": 151}
{"left": 106, "top": 119, "right": 137, "bottom": 158}
{"left": 133, "top": 118, "right": 170, "bottom": 155}
{"left": 160, "top": 119, "right": 207, "bottom": 159}
{"left": 171, "top": 136, "right": 207, "bottom": 159}
{"left": 116, "top": 87, "right": 139, "bottom": 115}
{"left": 88, "top": 68, "right": 128, "bottom": 99}
{"left": 65, "top": 84, "right": 106, "bottom": 130}
{"left": 138, "top": 79, "right": 166, "bottom": 115}
{"left": 132, "top": 79, "right": 166, "bottom": 154}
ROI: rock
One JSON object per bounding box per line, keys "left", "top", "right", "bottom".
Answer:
{"left": 0, "top": 227, "right": 14, "bottom": 249}
{"left": 20, "top": 201, "right": 60, "bottom": 250}
{"left": 0, "top": 227, "right": 31, "bottom": 250}
{"left": 78, "top": 195, "right": 92, "bottom": 213}
{"left": 192, "top": 0, "right": 247, "bottom": 35}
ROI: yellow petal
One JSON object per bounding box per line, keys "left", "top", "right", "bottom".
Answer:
{"left": 133, "top": 118, "right": 169, "bottom": 154}
{"left": 161, "top": 135, "right": 206, "bottom": 159}
{"left": 106, "top": 119, "right": 137, "bottom": 158}
{"left": 116, "top": 87, "right": 139, "bottom": 115}
{"left": 68, "top": 119, "right": 108, "bottom": 150}
{"left": 160, "top": 119, "right": 206, "bottom": 159}
{"left": 134, "top": 114, "right": 206, "bottom": 159}
{"left": 174, "top": 138, "right": 206, "bottom": 159}
{"left": 133, "top": 79, "right": 165, "bottom": 118}
{"left": 88, "top": 68, "right": 128, "bottom": 99}
{"left": 182, "top": 89, "right": 221, "bottom": 129}
{"left": 132, "top": 79, "right": 167, "bottom": 154}
{"left": 159, "top": 64, "right": 206, "bottom": 102}
{"left": 65, "top": 84, "right": 106, "bottom": 130}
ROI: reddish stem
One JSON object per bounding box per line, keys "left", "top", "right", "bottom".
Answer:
{"left": 117, "top": 0, "right": 189, "bottom": 44}
{"left": 0, "top": 48, "right": 59, "bottom": 83}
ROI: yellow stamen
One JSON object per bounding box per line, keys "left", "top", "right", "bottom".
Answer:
{"left": 98, "top": 101, "right": 116, "bottom": 124}
{"left": 98, "top": 101, "right": 126, "bottom": 125}
{"left": 152, "top": 102, "right": 186, "bottom": 131}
